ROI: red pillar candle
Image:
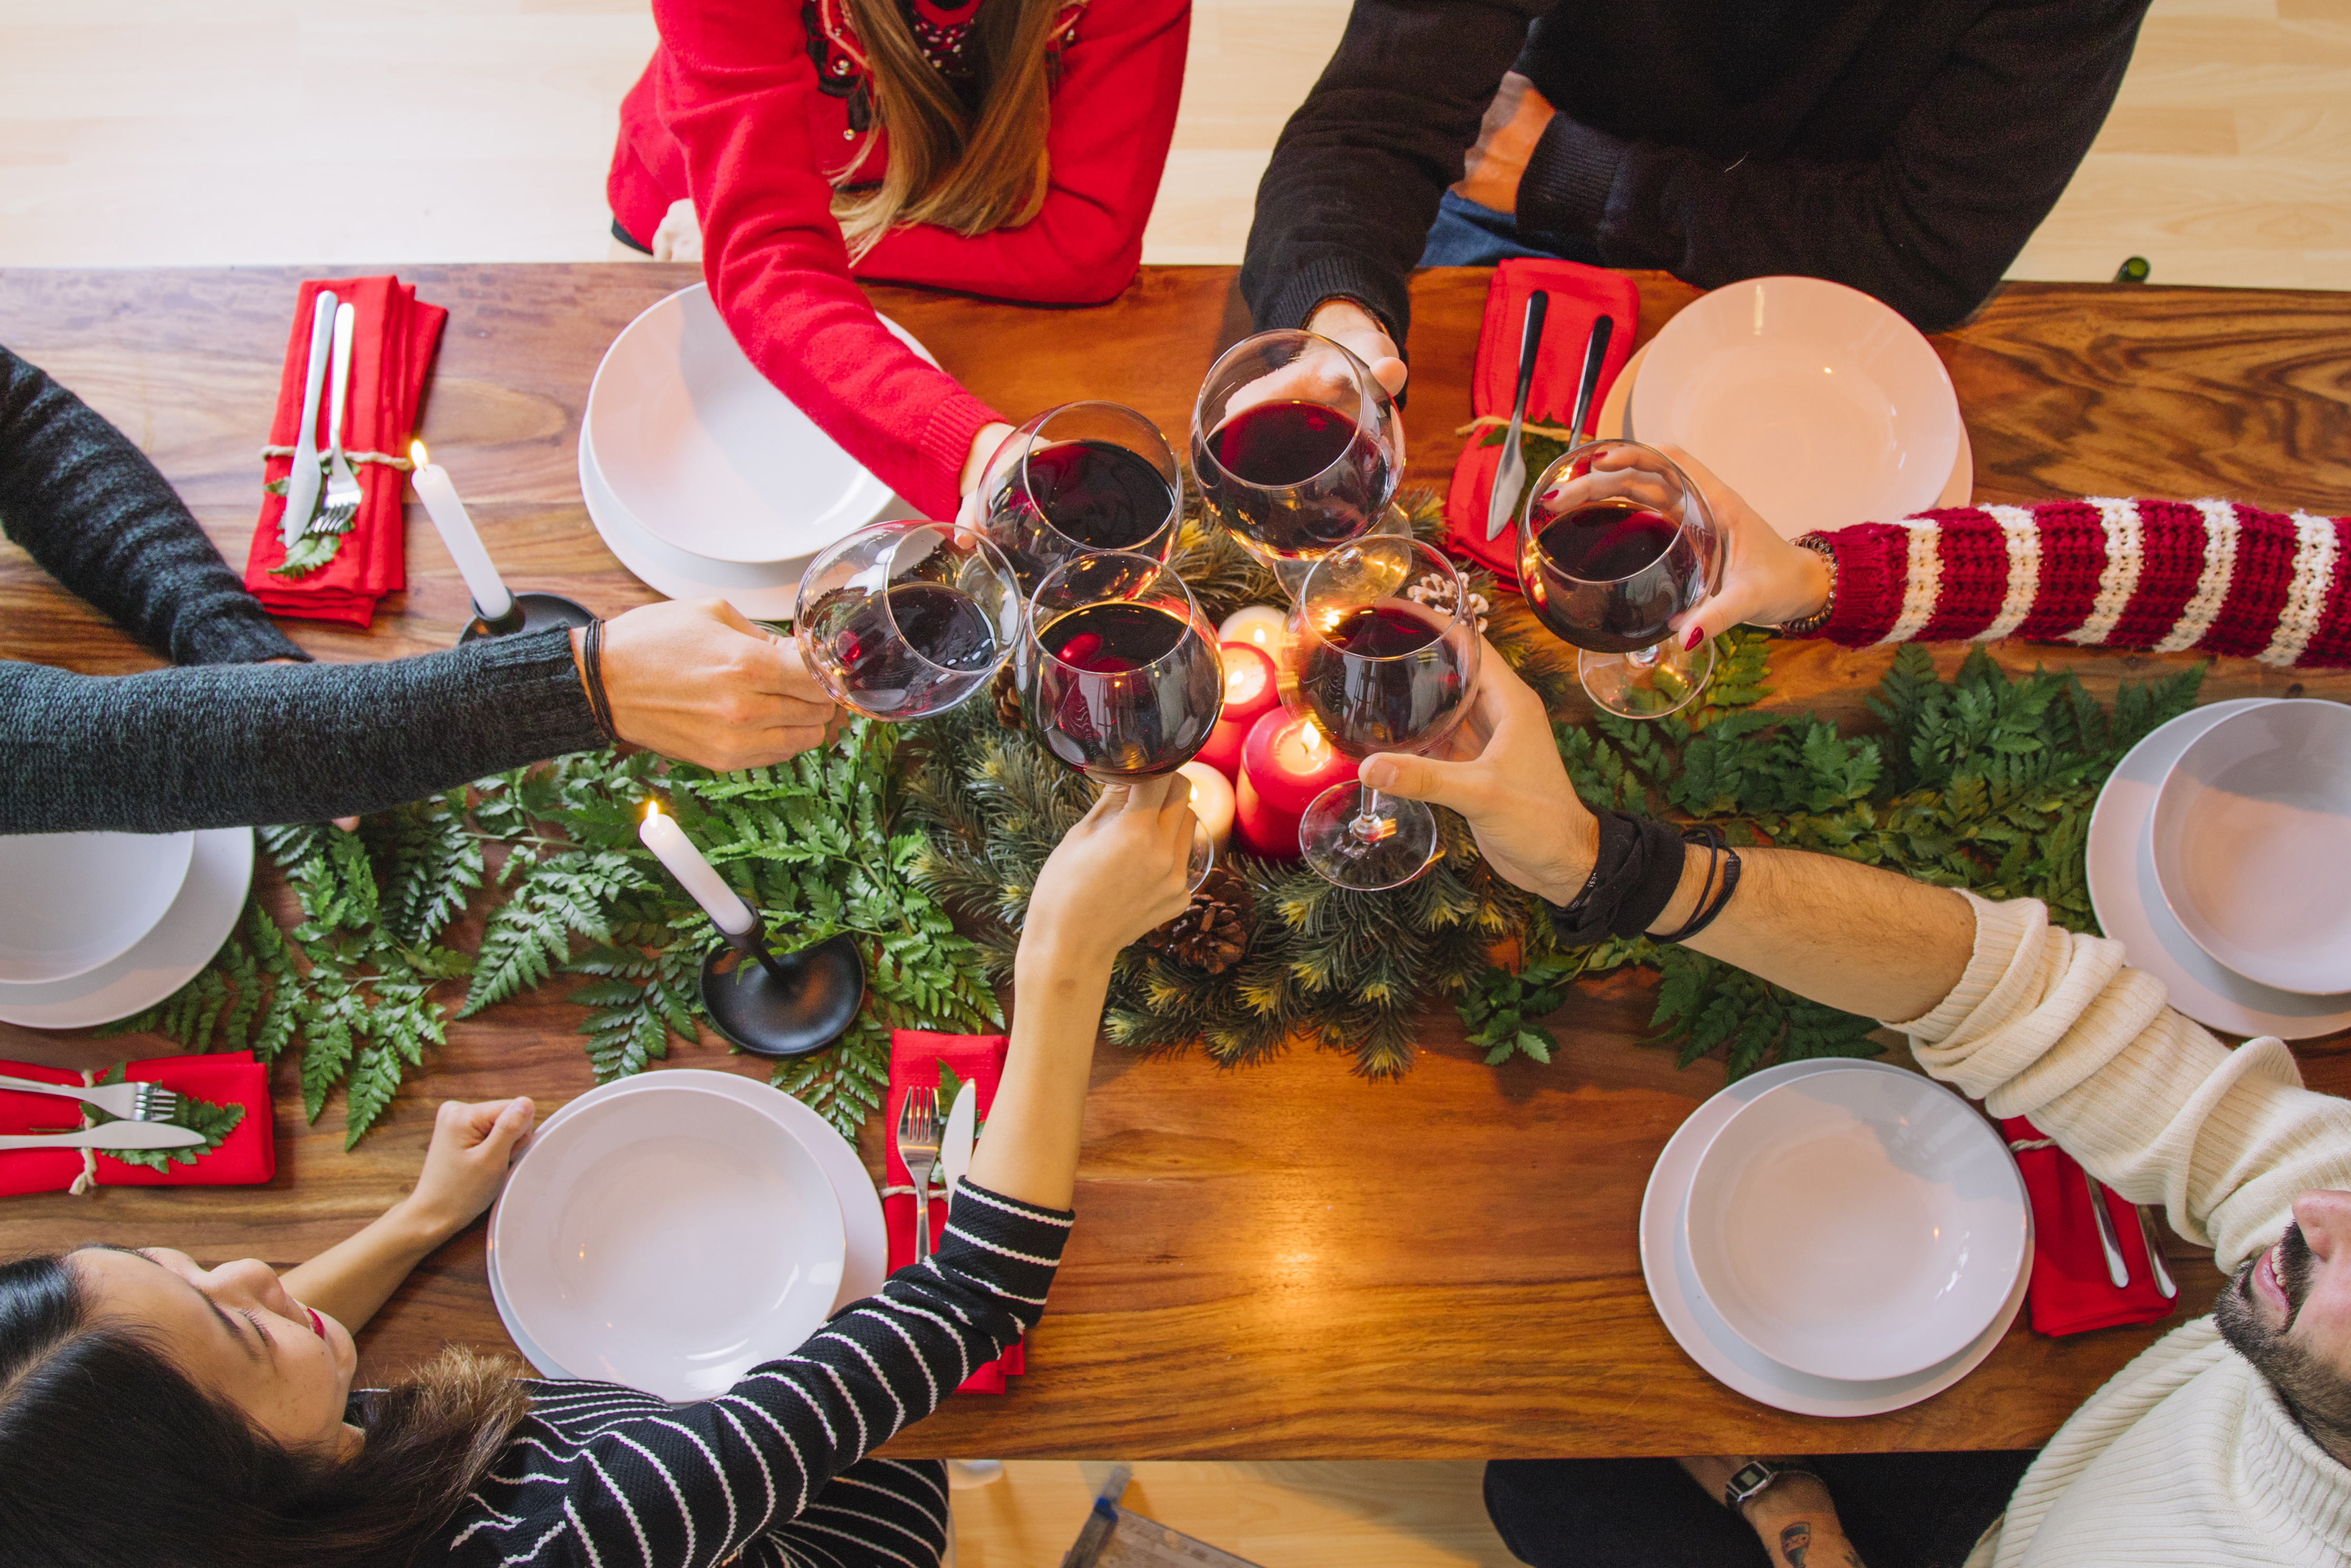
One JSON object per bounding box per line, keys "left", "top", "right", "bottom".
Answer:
{"left": 1195, "top": 641, "right": 1281, "bottom": 778}
{"left": 1234, "top": 769, "right": 1303, "bottom": 860}
{"left": 1239, "top": 708, "right": 1357, "bottom": 818}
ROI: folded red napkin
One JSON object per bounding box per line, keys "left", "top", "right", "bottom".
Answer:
{"left": 0, "top": 1053, "right": 277, "bottom": 1197}
{"left": 1445, "top": 259, "right": 1642, "bottom": 584}
{"left": 2002, "top": 1116, "right": 2176, "bottom": 1336}
{"left": 241, "top": 276, "right": 447, "bottom": 627}
{"left": 886, "top": 1029, "right": 1025, "bottom": 1392}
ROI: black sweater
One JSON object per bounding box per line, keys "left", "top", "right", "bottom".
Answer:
{"left": 0, "top": 345, "right": 606, "bottom": 834}
{"left": 1241, "top": 0, "right": 2151, "bottom": 339}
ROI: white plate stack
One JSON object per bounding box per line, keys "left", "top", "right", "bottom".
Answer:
{"left": 487, "top": 1069, "right": 887, "bottom": 1400}
{"left": 0, "top": 827, "right": 253, "bottom": 1029}
{"left": 1595, "top": 275, "right": 1974, "bottom": 533}
{"left": 580, "top": 285, "right": 936, "bottom": 619}
{"left": 1643, "top": 1060, "right": 2033, "bottom": 1416}
{"left": 2087, "top": 698, "right": 2351, "bottom": 1039}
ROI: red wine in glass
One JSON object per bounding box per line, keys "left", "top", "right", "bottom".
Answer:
{"left": 1199, "top": 398, "right": 1393, "bottom": 560}
{"left": 814, "top": 581, "right": 999, "bottom": 716}
{"left": 990, "top": 438, "right": 1177, "bottom": 588}
{"left": 1030, "top": 600, "right": 1223, "bottom": 776}
{"left": 1528, "top": 500, "right": 1704, "bottom": 655}
{"left": 1295, "top": 603, "right": 1467, "bottom": 753}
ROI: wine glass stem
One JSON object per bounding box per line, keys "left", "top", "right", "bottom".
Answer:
{"left": 1351, "top": 786, "right": 1389, "bottom": 843}
{"left": 1630, "top": 644, "right": 1662, "bottom": 671}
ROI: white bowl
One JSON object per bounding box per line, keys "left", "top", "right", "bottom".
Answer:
{"left": 584, "top": 283, "right": 937, "bottom": 566}
{"left": 0, "top": 830, "right": 195, "bottom": 984}
{"left": 2150, "top": 701, "right": 2351, "bottom": 995}
{"left": 491, "top": 1082, "right": 844, "bottom": 1400}
{"left": 1684, "top": 1067, "right": 2027, "bottom": 1382}
{"left": 1631, "top": 276, "right": 1961, "bottom": 538}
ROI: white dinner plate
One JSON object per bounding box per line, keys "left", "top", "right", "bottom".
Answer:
{"left": 2149, "top": 700, "right": 2351, "bottom": 995}
{"left": 0, "top": 827, "right": 251, "bottom": 1028}
{"left": 0, "top": 830, "right": 194, "bottom": 984}
{"left": 1684, "top": 1068, "right": 2028, "bottom": 1381}
{"left": 581, "top": 427, "right": 808, "bottom": 620}
{"left": 584, "top": 283, "right": 937, "bottom": 565}
{"left": 1641, "top": 1057, "right": 2031, "bottom": 1417}
{"left": 2087, "top": 700, "right": 2351, "bottom": 1038}
{"left": 1630, "top": 277, "right": 1963, "bottom": 539}
{"left": 490, "top": 1082, "right": 844, "bottom": 1400}
{"left": 1602, "top": 340, "right": 1972, "bottom": 526}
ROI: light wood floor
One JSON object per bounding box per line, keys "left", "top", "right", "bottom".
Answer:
{"left": 0, "top": 0, "right": 2344, "bottom": 287}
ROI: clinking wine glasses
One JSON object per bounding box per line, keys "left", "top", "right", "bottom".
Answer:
{"left": 795, "top": 520, "right": 1021, "bottom": 720}
{"left": 1021, "top": 551, "right": 1225, "bottom": 892}
{"left": 1279, "top": 535, "right": 1480, "bottom": 891}
{"left": 1191, "top": 330, "right": 1403, "bottom": 599}
{"left": 973, "top": 401, "right": 1185, "bottom": 595}
{"left": 1518, "top": 440, "right": 1723, "bottom": 719}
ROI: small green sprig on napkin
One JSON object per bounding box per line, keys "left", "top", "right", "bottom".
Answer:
{"left": 81, "top": 1065, "right": 246, "bottom": 1172}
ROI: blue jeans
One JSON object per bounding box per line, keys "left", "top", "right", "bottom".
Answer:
{"left": 1417, "top": 190, "right": 1603, "bottom": 268}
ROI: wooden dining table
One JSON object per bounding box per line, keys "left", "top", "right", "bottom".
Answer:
{"left": 3, "top": 262, "right": 2348, "bottom": 1459}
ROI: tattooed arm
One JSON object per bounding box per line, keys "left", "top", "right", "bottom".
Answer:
{"left": 1677, "top": 1458, "right": 1867, "bottom": 1568}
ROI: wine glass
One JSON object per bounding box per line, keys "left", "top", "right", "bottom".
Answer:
{"left": 974, "top": 401, "right": 1184, "bottom": 594}
{"left": 1191, "top": 329, "right": 1403, "bottom": 599}
{"left": 795, "top": 520, "right": 1020, "bottom": 720}
{"left": 1518, "top": 439, "right": 1722, "bottom": 719}
{"left": 1021, "top": 550, "right": 1225, "bottom": 891}
{"left": 1280, "top": 535, "right": 1480, "bottom": 891}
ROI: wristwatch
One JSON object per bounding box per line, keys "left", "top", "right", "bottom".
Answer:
{"left": 1723, "top": 1460, "right": 1819, "bottom": 1513}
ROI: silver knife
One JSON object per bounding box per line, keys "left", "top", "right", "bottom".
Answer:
{"left": 0, "top": 1123, "right": 207, "bottom": 1152}
{"left": 2085, "top": 1167, "right": 2130, "bottom": 1289}
{"left": 279, "top": 289, "right": 338, "bottom": 545}
{"left": 1485, "top": 289, "right": 1549, "bottom": 539}
{"left": 939, "top": 1079, "right": 977, "bottom": 1202}
{"left": 2137, "top": 1204, "right": 2178, "bottom": 1299}
{"left": 1562, "top": 313, "right": 1615, "bottom": 453}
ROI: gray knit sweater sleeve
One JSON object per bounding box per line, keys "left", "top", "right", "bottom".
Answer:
{"left": 0, "top": 344, "right": 610, "bottom": 835}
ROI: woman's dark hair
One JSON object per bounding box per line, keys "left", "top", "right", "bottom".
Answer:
{"left": 0, "top": 1251, "right": 529, "bottom": 1568}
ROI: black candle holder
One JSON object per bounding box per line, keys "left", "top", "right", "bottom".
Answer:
{"left": 461, "top": 591, "right": 596, "bottom": 642}
{"left": 699, "top": 925, "right": 865, "bottom": 1058}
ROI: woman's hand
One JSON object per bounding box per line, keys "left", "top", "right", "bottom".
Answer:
{"left": 398, "top": 1097, "right": 536, "bottom": 1245}
{"left": 1659, "top": 445, "right": 1833, "bottom": 643}
{"left": 1020, "top": 773, "right": 1197, "bottom": 973}
{"left": 1358, "top": 645, "right": 1597, "bottom": 905}
{"left": 961, "top": 421, "right": 1017, "bottom": 499}
{"left": 583, "top": 598, "right": 841, "bottom": 772}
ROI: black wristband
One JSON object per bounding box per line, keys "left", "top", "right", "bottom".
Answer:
{"left": 1655, "top": 826, "right": 1742, "bottom": 944}
{"left": 1546, "top": 809, "right": 1689, "bottom": 945}
{"left": 580, "top": 617, "right": 619, "bottom": 743}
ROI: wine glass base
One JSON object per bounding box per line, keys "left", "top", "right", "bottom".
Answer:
{"left": 1299, "top": 784, "right": 1442, "bottom": 891}
{"left": 461, "top": 591, "right": 596, "bottom": 644}
{"left": 698, "top": 932, "right": 866, "bottom": 1057}
{"left": 1579, "top": 638, "right": 1715, "bottom": 720}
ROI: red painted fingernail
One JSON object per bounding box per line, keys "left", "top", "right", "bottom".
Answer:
{"left": 1683, "top": 625, "right": 1704, "bottom": 651}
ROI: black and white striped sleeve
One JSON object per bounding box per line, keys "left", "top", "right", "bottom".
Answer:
{"left": 443, "top": 1179, "right": 1071, "bottom": 1568}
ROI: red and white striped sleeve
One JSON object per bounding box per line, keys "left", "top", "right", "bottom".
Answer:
{"left": 1803, "top": 499, "right": 2351, "bottom": 667}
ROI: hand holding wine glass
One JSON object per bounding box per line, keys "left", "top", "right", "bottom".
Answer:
{"left": 795, "top": 520, "right": 1021, "bottom": 722}
{"left": 973, "top": 401, "right": 1184, "bottom": 593}
{"left": 1652, "top": 444, "right": 1835, "bottom": 639}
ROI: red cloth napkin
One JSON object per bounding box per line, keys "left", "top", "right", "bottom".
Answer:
{"left": 885, "top": 1030, "right": 1025, "bottom": 1392}
{"left": 2001, "top": 1115, "right": 2176, "bottom": 1336}
{"left": 0, "top": 1053, "right": 277, "bottom": 1196}
{"left": 241, "top": 277, "right": 447, "bottom": 627}
{"left": 1444, "top": 259, "right": 1641, "bottom": 585}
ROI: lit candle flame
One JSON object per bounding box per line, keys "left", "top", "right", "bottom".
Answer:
{"left": 1300, "top": 720, "right": 1323, "bottom": 756}
{"left": 409, "top": 439, "right": 430, "bottom": 468}
{"left": 643, "top": 799, "right": 662, "bottom": 820}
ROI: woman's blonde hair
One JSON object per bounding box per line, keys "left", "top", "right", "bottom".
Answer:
{"left": 831, "top": 0, "right": 1074, "bottom": 256}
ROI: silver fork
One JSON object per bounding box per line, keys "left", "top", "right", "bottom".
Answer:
{"left": 0, "top": 1073, "right": 179, "bottom": 1123}
{"left": 895, "top": 1087, "right": 941, "bottom": 1263}
{"left": 309, "top": 300, "right": 362, "bottom": 538}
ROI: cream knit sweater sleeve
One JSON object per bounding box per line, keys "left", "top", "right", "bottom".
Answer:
{"left": 1889, "top": 891, "right": 2351, "bottom": 1272}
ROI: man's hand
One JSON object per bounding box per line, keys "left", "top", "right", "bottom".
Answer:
{"left": 1305, "top": 299, "right": 1408, "bottom": 396}
{"left": 1358, "top": 645, "right": 1596, "bottom": 904}
{"left": 581, "top": 598, "right": 841, "bottom": 772}
{"left": 398, "top": 1096, "right": 536, "bottom": 1244}
{"left": 1453, "top": 72, "right": 1557, "bottom": 215}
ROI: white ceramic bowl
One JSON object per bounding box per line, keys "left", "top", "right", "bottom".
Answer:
{"left": 491, "top": 1082, "right": 844, "bottom": 1400}
{"left": 2150, "top": 700, "right": 2351, "bottom": 995}
{"left": 1630, "top": 276, "right": 1960, "bottom": 538}
{"left": 1684, "top": 1067, "right": 2027, "bottom": 1382}
{"left": 584, "top": 283, "right": 937, "bottom": 566}
{"left": 0, "top": 830, "right": 196, "bottom": 984}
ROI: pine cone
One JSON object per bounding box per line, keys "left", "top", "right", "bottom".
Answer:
{"left": 1142, "top": 863, "right": 1255, "bottom": 974}
{"left": 990, "top": 664, "right": 1023, "bottom": 729}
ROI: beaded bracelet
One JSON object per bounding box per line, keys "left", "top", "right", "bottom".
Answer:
{"left": 1776, "top": 534, "right": 1840, "bottom": 637}
{"left": 580, "top": 618, "right": 620, "bottom": 743}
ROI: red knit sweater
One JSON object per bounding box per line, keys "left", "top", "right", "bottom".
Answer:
{"left": 610, "top": 0, "right": 1191, "bottom": 519}
{"left": 1807, "top": 499, "right": 2351, "bottom": 667}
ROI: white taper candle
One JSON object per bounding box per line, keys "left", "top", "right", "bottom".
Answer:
{"left": 638, "top": 802, "right": 755, "bottom": 935}
{"left": 408, "top": 441, "right": 515, "bottom": 622}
